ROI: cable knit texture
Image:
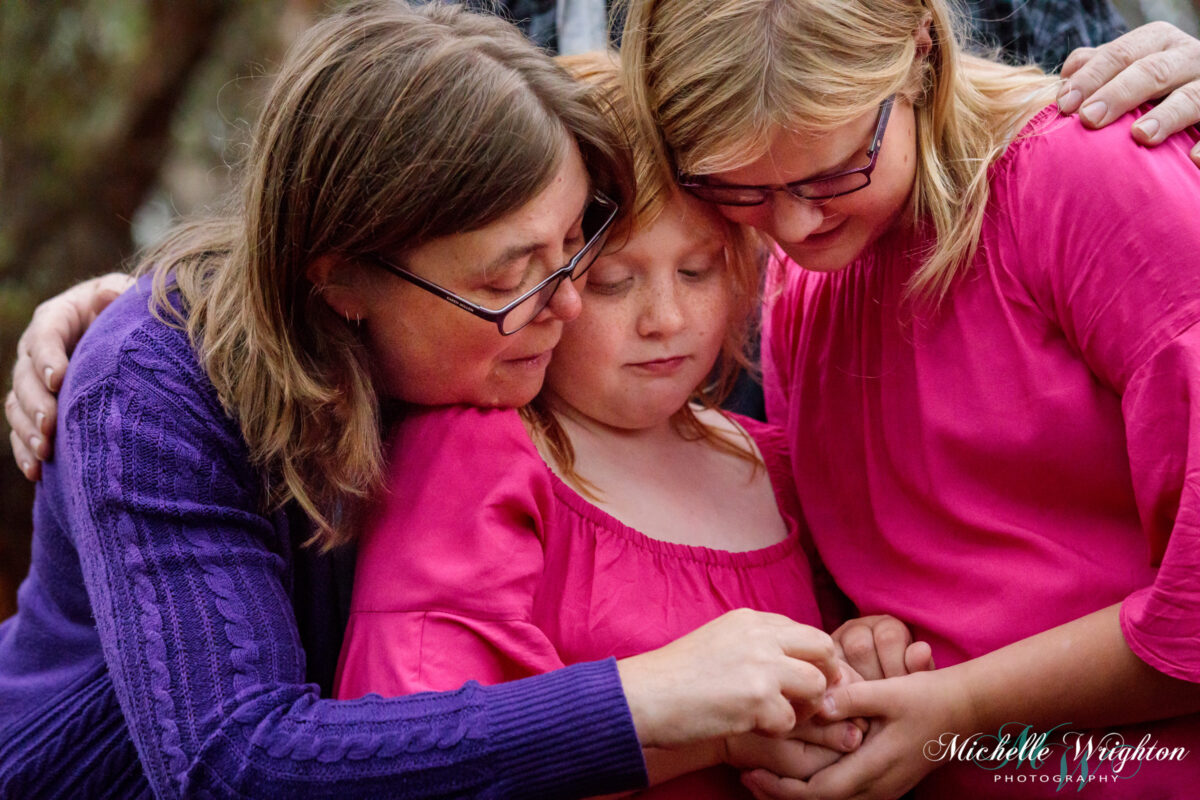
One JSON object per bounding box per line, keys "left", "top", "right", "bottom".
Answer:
{"left": 0, "top": 282, "right": 646, "bottom": 799}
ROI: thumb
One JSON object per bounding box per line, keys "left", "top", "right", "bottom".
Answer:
{"left": 904, "top": 641, "right": 935, "bottom": 674}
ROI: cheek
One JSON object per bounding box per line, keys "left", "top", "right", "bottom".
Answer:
{"left": 545, "top": 308, "right": 620, "bottom": 390}
{"left": 699, "top": 290, "right": 735, "bottom": 350}
{"left": 369, "top": 294, "right": 506, "bottom": 403}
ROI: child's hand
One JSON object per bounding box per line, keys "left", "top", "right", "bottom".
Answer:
{"left": 831, "top": 615, "right": 935, "bottom": 680}
{"left": 740, "top": 670, "right": 974, "bottom": 800}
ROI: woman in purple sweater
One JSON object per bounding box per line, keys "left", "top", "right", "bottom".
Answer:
{"left": 0, "top": 2, "right": 851, "bottom": 797}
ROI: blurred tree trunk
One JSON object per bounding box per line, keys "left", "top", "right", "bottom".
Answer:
{"left": 1, "top": 1, "right": 236, "bottom": 296}
{"left": 0, "top": 0, "right": 309, "bottom": 619}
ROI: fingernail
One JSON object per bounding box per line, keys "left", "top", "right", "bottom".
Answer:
{"left": 35, "top": 411, "right": 46, "bottom": 432}
{"left": 30, "top": 436, "right": 43, "bottom": 455}
{"left": 1080, "top": 100, "right": 1107, "bottom": 126}
{"left": 1057, "top": 88, "right": 1081, "bottom": 113}
{"left": 845, "top": 724, "right": 862, "bottom": 750}
{"left": 823, "top": 693, "right": 838, "bottom": 716}
{"left": 1134, "top": 117, "right": 1161, "bottom": 143}
{"left": 43, "top": 366, "right": 54, "bottom": 387}
{"left": 21, "top": 461, "right": 31, "bottom": 476}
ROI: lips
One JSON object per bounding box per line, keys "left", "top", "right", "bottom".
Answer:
{"left": 627, "top": 355, "right": 688, "bottom": 375}
{"left": 806, "top": 216, "right": 847, "bottom": 240}
{"left": 505, "top": 350, "right": 553, "bottom": 369}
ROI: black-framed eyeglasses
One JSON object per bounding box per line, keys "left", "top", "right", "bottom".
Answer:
{"left": 677, "top": 96, "right": 895, "bottom": 207}
{"left": 367, "top": 191, "right": 619, "bottom": 335}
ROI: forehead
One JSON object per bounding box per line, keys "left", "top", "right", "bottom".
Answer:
{"left": 406, "top": 143, "right": 592, "bottom": 274}
{"left": 611, "top": 190, "right": 727, "bottom": 261}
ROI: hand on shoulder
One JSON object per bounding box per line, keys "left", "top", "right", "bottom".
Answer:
{"left": 1058, "top": 20, "right": 1200, "bottom": 167}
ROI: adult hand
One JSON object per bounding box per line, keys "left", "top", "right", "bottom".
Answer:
{"left": 725, "top": 656, "right": 867, "bottom": 771}
{"left": 617, "top": 609, "right": 840, "bottom": 748}
{"left": 832, "top": 615, "right": 935, "bottom": 680}
{"left": 6, "top": 273, "right": 132, "bottom": 479}
{"left": 739, "top": 670, "right": 973, "bottom": 800}
{"left": 1057, "top": 21, "right": 1200, "bottom": 167}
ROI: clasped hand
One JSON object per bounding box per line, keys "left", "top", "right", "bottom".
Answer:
{"left": 735, "top": 615, "right": 943, "bottom": 800}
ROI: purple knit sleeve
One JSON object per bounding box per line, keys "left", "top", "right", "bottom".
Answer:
{"left": 59, "top": 316, "right": 646, "bottom": 798}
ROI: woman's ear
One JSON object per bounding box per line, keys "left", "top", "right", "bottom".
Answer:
{"left": 306, "top": 254, "right": 370, "bottom": 323}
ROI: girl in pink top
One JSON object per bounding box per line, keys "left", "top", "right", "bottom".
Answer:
{"left": 334, "top": 53, "right": 924, "bottom": 798}
{"left": 624, "top": 0, "right": 1200, "bottom": 798}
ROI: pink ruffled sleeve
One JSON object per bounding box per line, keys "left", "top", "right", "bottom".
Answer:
{"left": 335, "top": 405, "right": 566, "bottom": 699}
{"left": 1002, "top": 109, "right": 1200, "bottom": 683}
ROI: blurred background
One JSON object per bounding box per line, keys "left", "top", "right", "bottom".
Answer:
{"left": 2, "top": 0, "right": 1198, "bottom": 620}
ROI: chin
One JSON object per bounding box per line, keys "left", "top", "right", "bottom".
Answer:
{"left": 779, "top": 244, "right": 861, "bottom": 273}
{"left": 475, "top": 386, "right": 544, "bottom": 409}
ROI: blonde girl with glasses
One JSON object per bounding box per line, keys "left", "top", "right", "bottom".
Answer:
{"left": 623, "top": 0, "right": 1200, "bottom": 797}
{"left": 334, "top": 51, "right": 933, "bottom": 798}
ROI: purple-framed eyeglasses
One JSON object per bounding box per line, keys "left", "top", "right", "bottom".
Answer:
{"left": 366, "top": 191, "right": 619, "bottom": 335}
{"left": 678, "top": 96, "right": 895, "bottom": 207}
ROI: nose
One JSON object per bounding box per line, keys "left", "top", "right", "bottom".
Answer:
{"left": 762, "top": 192, "right": 826, "bottom": 244}
{"left": 540, "top": 274, "right": 583, "bottom": 323}
{"left": 637, "top": 283, "right": 686, "bottom": 339}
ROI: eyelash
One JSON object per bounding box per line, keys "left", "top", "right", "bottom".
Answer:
{"left": 484, "top": 275, "right": 526, "bottom": 295}
{"left": 486, "top": 228, "right": 587, "bottom": 295}
{"left": 586, "top": 277, "right": 631, "bottom": 295}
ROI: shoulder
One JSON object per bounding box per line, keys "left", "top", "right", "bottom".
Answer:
{"left": 387, "top": 404, "right": 541, "bottom": 470}
{"left": 377, "top": 404, "right": 550, "bottom": 526}
{"left": 993, "top": 103, "right": 1200, "bottom": 202}
{"left": 720, "top": 410, "right": 790, "bottom": 468}
{"left": 357, "top": 405, "right": 553, "bottom": 614}
{"left": 61, "top": 277, "right": 223, "bottom": 428}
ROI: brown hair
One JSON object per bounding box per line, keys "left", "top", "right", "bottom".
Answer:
{"left": 522, "top": 50, "right": 764, "bottom": 498}
{"left": 138, "top": 0, "right": 633, "bottom": 547}
{"left": 621, "top": 0, "right": 1058, "bottom": 305}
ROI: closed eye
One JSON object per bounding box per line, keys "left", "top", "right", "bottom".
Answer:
{"left": 586, "top": 277, "right": 632, "bottom": 295}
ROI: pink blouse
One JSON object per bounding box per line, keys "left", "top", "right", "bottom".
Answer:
{"left": 336, "top": 405, "right": 824, "bottom": 798}
{"left": 764, "top": 106, "right": 1200, "bottom": 797}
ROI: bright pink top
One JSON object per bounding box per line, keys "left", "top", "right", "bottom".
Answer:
{"left": 763, "top": 105, "right": 1200, "bottom": 797}
{"left": 335, "top": 405, "right": 823, "bottom": 798}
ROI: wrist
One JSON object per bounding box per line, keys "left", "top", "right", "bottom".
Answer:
{"left": 935, "top": 665, "right": 984, "bottom": 737}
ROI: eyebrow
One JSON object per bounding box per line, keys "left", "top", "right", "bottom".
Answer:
{"left": 480, "top": 197, "right": 590, "bottom": 278}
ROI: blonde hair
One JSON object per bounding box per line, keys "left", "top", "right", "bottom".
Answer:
{"left": 137, "top": 1, "right": 633, "bottom": 548}
{"left": 621, "top": 0, "right": 1059, "bottom": 304}
{"left": 522, "top": 50, "right": 765, "bottom": 498}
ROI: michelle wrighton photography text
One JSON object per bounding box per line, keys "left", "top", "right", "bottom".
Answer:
{"left": 924, "top": 722, "right": 1190, "bottom": 791}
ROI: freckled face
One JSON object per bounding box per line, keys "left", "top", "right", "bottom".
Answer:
{"left": 545, "top": 192, "right": 733, "bottom": 430}
{"left": 360, "top": 142, "right": 592, "bottom": 408}
{"left": 706, "top": 99, "right": 918, "bottom": 271}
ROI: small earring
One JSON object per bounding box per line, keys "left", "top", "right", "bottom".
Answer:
{"left": 344, "top": 311, "right": 362, "bottom": 324}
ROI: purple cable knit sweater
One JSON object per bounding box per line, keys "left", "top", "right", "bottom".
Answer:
{"left": 0, "top": 282, "right": 647, "bottom": 798}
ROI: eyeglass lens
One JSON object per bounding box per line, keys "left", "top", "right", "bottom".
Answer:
{"left": 688, "top": 171, "right": 870, "bottom": 205}
{"left": 499, "top": 197, "right": 614, "bottom": 334}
